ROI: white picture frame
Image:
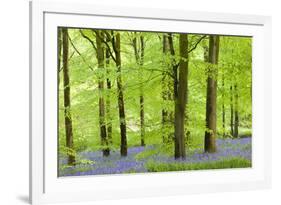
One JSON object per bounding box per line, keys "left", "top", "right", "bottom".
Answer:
{"left": 29, "top": 0, "right": 272, "bottom": 204}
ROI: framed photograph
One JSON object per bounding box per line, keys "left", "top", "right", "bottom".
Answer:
{"left": 29, "top": 0, "right": 272, "bottom": 204}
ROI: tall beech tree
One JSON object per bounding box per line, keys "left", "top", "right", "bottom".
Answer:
{"left": 62, "top": 28, "right": 75, "bottom": 165}
{"left": 204, "top": 35, "right": 220, "bottom": 153}
{"left": 162, "top": 34, "right": 174, "bottom": 143}
{"left": 222, "top": 72, "right": 226, "bottom": 137}
{"left": 139, "top": 35, "right": 145, "bottom": 146}
{"left": 132, "top": 33, "right": 145, "bottom": 146}
{"left": 230, "top": 85, "right": 234, "bottom": 136}
{"left": 58, "top": 29, "right": 62, "bottom": 85}
{"left": 234, "top": 84, "right": 239, "bottom": 138}
{"left": 96, "top": 31, "right": 110, "bottom": 156}
{"left": 174, "top": 34, "right": 188, "bottom": 159}
{"left": 167, "top": 34, "right": 178, "bottom": 101}
{"left": 112, "top": 32, "right": 127, "bottom": 156}
{"left": 164, "top": 33, "right": 178, "bottom": 144}
{"left": 105, "top": 38, "right": 113, "bottom": 144}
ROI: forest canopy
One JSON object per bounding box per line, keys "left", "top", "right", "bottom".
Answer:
{"left": 58, "top": 28, "right": 252, "bottom": 176}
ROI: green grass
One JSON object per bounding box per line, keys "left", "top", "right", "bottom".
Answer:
{"left": 146, "top": 157, "right": 251, "bottom": 172}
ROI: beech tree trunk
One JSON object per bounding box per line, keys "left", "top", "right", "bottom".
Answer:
{"left": 58, "top": 28, "right": 62, "bottom": 85}
{"left": 166, "top": 33, "right": 178, "bottom": 143}
{"left": 230, "top": 85, "right": 234, "bottom": 136}
{"left": 222, "top": 73, "right": 226, "bottom": 137}
{"left": 167, "top": 33, "right": 178, "bottom": 101}
{"left": 174, "top": 34, "right": 188, "bottom": 159}
{"left": 234, "top": 84, "right": 239, "bottom": 138}
{"left": 114, "top": 32, "right": 127, "bottom": 156}
{"left": 133, "top": 34, "right": 145, "bottom": 146}
{"left": 96, "top": 31, "right": 110, "bottom": 156}
{"left": 161, "top": 34, "right": 174, "bottom": 143}
{"left": 139, "top": 35, "right": 145, "bottom": 146}
{"left": 105, "top": 43, "right": 112, "bottom": 144}
{"left": 62, "top": 28, "right": 75, "bottom": 165}
{"left": 204, "top": 35, "right": 220, "bottom": 153}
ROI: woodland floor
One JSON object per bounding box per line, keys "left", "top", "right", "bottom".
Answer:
{"left": 59, "top": 137, "right": 252, "bottom": 177}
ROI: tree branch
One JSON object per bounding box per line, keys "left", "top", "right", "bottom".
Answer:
{"left": 110, "top": 31, "right": 118, "bottom": 56}
{"left": 188, "top": 35, "right": 207, "bottom": 53}
{"left": 67, "top": 34, "right": 94, "bottom": 71}
{"left": 79, "top": 29, "right": 97, "bottom": 51}
{"left": 93, "top": 30, "right": 117, "bottom": 63}
{"left": 59, "top": 51, "right": 75, "bottom": 73}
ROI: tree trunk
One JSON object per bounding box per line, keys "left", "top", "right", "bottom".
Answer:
{"left": 222, "top": 73, "right": 226, "bottom": 137}
{"left": 166, "top": 33, "right": 177, "bottom": 143}
{"left": 234, "top": 84, "right": 239, "bottom": 138}
{"left": 114, "top": 32, "right": 127, "bottom": 156}
{"left": 132, "top": 33, "right": 145, "bottom": 146}
{"left": 139, "top": 35, "right": 145, "bottom": 146}
{"left": 174, "top": 34, "right": 188, "bottom": 159}
{"left": 105, "top": 42, "right": 112, "bottom": 144}
{"left": 96, "top": 31, "right": 110, "bottom": 156}
{"left": 161, "top": 34, "right": 174, "bottom": 143}
{"left": 58, "top": 28, "right": 62, "bottom": 85}
{"left": 204, "top": 35, "right": 220, "bottom": 153}
{"left": 167, "top": 33, "right": 178, "bottom": 100}
{"left": 62, "top": 28, "right": 75, "bottom": 165}
{"left": 230, "top": 85, "right": 234, "bottom": 136}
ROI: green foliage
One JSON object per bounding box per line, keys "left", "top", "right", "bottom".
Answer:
{"left": 135, "top": 144, "right": 172, "bottom": 160}
{"left": 146, "top": 157, "right": 251, "bottom": 172}
{"left": 59, "top": 29, "right": 252, "bottom": 165}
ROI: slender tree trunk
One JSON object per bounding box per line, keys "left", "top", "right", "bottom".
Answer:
{"left": 230, "top": 85, "right": 234, "bottom": 136}
{"left": 234, "top": 84, "right": 239, "bottom": 138}
{"left": 96, "top": 31, "right": 109, "bottom": 156}
{"left": 161, "top": 35, "right": 167, "bottom": 143}
{"left": 114, "top": 32, "right": 127, "bottom": 156}
{"left": 62, "top": 28, "right": 75, "bottom": 165}
{"left": 139, "top": 35, "right": 145, "bottom": 146}
{"left": 167, "top": 33, "right": 177, "bottom": 143}
{"left": 132, "top": 33, "right": 145, "bottom": 146}
{"left": 161, "top": 34, "right": 174, "bottom": 143}
{"left": 174, "top": 34, "right": 188, "bottom": 159}
{"left": 167, "top": 33, "right": 178, "bottom": 101}
{"left": 58, "top": 28, "right": 62, "bottom": 85}
{"left": 105, "top": 43, "right": 112, "bottom": 144}
{"left": 204, "top": 35, "right": 220, "bottom": 153}
{"left": 222, "top": 73, "right": 226, "bottom": 137}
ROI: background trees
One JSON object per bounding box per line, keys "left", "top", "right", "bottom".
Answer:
{"left": 58, "top": 28, "right": 252, "bottom": 168}
{"left": 132, "top": 33, "right": 146, "bottom": 146}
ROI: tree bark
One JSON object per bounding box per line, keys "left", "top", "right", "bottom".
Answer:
{"left": 62, "top": 28, "right": 75, "bottom": 165}
{"left": 174, "top": 34, "right": 188, "bottom": 159}
{"left": 161, "top": 34, "right": 174, "bottom": 143}
{"left": 230, "top": 85, "right": 234, "bottom": 136}
{"left": 234, "top": 84, "right": 239, "bottom": 138}
{"left": 204, "top": 35, "right": 220, "bottom": 153}
{"left": 105, "top": 40, "right": 112, "bottom": 144}
{"left": 164, "top": 33, "right": 177, "bottom": 143}
{"left": 58, "top": 28, "right": 62, "bottom": 85}
{"left": 96, "top": 31, "right": 110, "bottom": 156}
{"left": 113, "top": 32, "right": 127, "bottom": 156}
{"left": 167, "top": 33, "right": 178, "bottom": 100}
{"left": 139, "top": 35, "right": 145, "bottom": 146}
{"left": 132, "top": 33, "right": 145, "bottom": 146}
{"left": 222, "top": 73, "right": 226, "bottom": 137}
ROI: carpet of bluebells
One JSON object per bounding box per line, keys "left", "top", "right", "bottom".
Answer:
{"left": 59, "top": 137, "right": 251, "bottom": 176}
